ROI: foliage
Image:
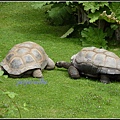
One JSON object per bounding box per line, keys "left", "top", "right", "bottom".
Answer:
{"left": 82, "top": 2, "right": 109, "bottom": 13}
{"left": 32, "top": 2, "right": 75, "bottom": 26}
{"left": 60, "top": 27, "right": 74, "bottom": 38}
{"left": 0, "top": 71, "right": 28, "bottom": 118}
{"left": 81, "top": 26, "right": 107, "bottom": 48}
{"left": 1, "top": 2, "right": 120, "bottom": 118}
{"left": 31, "top": 2, "right": 120, "bottom": 48}
{"left": 0, "top": 88, "right": 29, "bottom": 118}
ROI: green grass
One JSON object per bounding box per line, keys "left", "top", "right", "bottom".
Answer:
{"left": 1, "top": 2, "right": 120, "bottom": 118}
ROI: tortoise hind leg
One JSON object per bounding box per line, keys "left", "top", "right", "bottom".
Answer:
{"left": 33, "top": 69, "right": 43, "bottom": 78}
{"left": 45, "top": 58, "right": 55, "bottom": 70}
{"left": 68, "top": 66, "right": 80, "bottom": 79}
{"left": 100, "top": 75, "right": 111, "bottom": 84}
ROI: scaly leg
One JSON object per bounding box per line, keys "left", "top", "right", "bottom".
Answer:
{"left": 33, "top": 69, "right": 43, "bottom": 78}
{"left": 100, "top": 75, "right": 111, "bottom": 84}
{"left": 68, "top": 66, "right": 80, "bottom": 79}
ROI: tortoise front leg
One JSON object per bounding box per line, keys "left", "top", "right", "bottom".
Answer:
{"left": 68, "top": 66, "right": 80, "bottom": 79}
{"left": 100, "top": 75, "right": 111, "bottom": 84}
{"left": 33, "top": 69, "right": 43, "bottom": 78}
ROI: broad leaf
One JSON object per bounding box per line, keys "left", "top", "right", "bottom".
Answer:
{"left": 88, "top": 11, "right": 101, "bottom": 23}
{"left": 3, "top": 91, "right": 18, "bottom": 99}
{"left": 0, "top": 70, "right": 4, "bottom": 76}
{"left": 81, "top": 26, "right": 107, "bottom": 48}
{"left": 3, "top": 75, "right": 8, "bottom": 78}
{"left": 31, "top": 2, "right": 51, "bottom": 9}
{"left": 60, "top": 27, "right": 74, "bottom": 38}
{"left": 109, "top": 2, "right": 120, "bottom": 20}
{"left": 0, "top": 79, "right": 3, "bottom": 83}
{"left": 83, "top": 2, "right": 108, "bottom": 13}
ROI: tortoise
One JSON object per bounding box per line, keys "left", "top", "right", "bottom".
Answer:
{"left": 55, "top": 47, "right": 120, "bottom": 84}
{"left": 0, "top": 41, "right": 55, "bottom": 78}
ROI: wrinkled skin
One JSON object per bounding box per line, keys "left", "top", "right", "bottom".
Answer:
{"left": 55, "top": 46, "right": 120, "bottom": 84}
{"left": 55, "top": 61, "right": 111, "bottom": 84}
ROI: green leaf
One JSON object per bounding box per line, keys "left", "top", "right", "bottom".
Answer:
{"left": 21, "top": 103, "right": 29, "bottom": 111}
{"left": 110, "top": 24, "right": 118, "bottom": 30}
{"left": 83, "top": 2, "right": 109, "bottom": 13}
{"left": 88, "top": 11, "right": 101, "bottom": 23}
{"left": 81, "top": 26, "right": 107, "bottom": 48}
{"left": 23, "top": 107, "right": 29, "bottom": 111}
{"left": 60, "top": 27, "right": 74, "bottom": 38}
{"left": 0, "top": 70, "right": 4, "bottom": 76}
{"left": 47, "top": 4, "right": 72, "bottom": 25}
{"left": 0, "top": 79, "right": 3, "bottom": 83}
{"left": 3, "top": 75, "right": 8, "bottom": 78}
{"left": 109, "top": 2, "right": 120, "bottom": 20}
{"left": 31, "top": 2, "right": 51, "bottom": 9}
{"left": 3, "top": 91, "right": 18, "bottom": 99}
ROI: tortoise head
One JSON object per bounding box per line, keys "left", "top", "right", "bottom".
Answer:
{"left": 55, "top": 61, "right": 71, "bottom": 69}
{"left": 55, "top": 61, "right": 65, "bottom": 68}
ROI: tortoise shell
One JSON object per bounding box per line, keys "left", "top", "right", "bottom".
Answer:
{"left": 1, "top": 41, "right": 48, "bottom": 75}
{"left": 71, "top": 47, "right": 120, "bottom": 76}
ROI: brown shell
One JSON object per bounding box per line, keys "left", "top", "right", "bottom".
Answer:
{"left": 72, "top": 47, "right": 120, "bottom": 75}
{"left": 1, "top": 41, "right": 48, "bottom": 75}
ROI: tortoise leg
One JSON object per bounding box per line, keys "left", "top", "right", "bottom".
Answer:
{"left": 33, "top": 69, "right": 43, "bottom": 78}
{"left": 68, "top": 66, "right": 80, "bottom": 79}
{"left": 100, "top": 75, "right": 111, "bottom": 84}
{"left": 45, "top": 58, "right": 55, "bottom": 70}
{"left": 55, "top": 61, "right": 72, "bottom": 69}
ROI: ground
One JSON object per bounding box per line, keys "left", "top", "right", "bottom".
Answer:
{"left": 0, "top": 2, "right": 120, "bottom": 118}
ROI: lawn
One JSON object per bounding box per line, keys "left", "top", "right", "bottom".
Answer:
{"left": 1, "top": 2, "right": 120, "bottom": 118}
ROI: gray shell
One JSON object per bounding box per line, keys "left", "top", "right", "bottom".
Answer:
{"left": 1, "top": 41, "right": 48, "bottom": 75}
{"left": 71, "top": 47, "right": 120, "bottom": 76}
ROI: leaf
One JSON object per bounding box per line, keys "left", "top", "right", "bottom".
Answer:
{"left": 47, "top": 4, "right": 72, "bottom": 25}
{"left": 109, "top": 2, "right": 120, "bottom": 20}
{"left": 83, "top": 2, "right": 109, "bottom": 13}
{"left": 81, "top": 26, "right": 107, "bottom": 48}
{"left": 3, "top": 91, "right": 18, "bottom": 99}
{"left": 0, "top": 70, "right": 4, "bottom": 76}
{"left": 31, "top": 2, "right": 51, "bottom": 9}
{"left": 110, "top": 24, "right": 118, "bottom": 30}
{"left": 60, "top": 27, "right": 74, "bottom": 38}
{"left": 21, "top": 103, "right": 29, "bottom": 111}
{"left": 0, "top": 79, "right": 3, "bottom": 83}
{"left": 88, "top": 11, "right": 101, "bottom": 23}
{"left": 3, "top": 75, "right": 8, "bottom": 78}
{"left": 23, "top": 103, "right": 27, "bottom": 107}
{"left": 23, "top": 107, "right": 29, "bottom": 111}
{"left": 48, "top": 7, "right": 63, "bottom": 25}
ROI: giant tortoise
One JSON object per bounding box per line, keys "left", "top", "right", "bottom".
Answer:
{"left": 55, "top": 47, "right": 120, "bottom": 84}
{"left": 0, "top": 41, "right": 55, "bottom": 78}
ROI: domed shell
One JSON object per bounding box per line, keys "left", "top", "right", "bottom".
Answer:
{"left": 1, "top": 41, "right": 48, "bottom": 75}
{"left": 72, "top": 47, "right": 120, "bottom": 75}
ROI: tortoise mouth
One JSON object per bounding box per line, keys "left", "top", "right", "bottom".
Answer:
{"left": 55, "top": 62, "right": 62, "bottom": 68}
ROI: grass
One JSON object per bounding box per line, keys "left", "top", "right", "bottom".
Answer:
{"left": 1, "top": 2, "right": 120, "bottom": 118}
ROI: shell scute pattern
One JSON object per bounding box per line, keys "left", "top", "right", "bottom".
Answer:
{"left": 73, "top": 47, "right": 120, "bottom": 75}
{"left": 1, "top": 41, "right": 48, "bottom": 75}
